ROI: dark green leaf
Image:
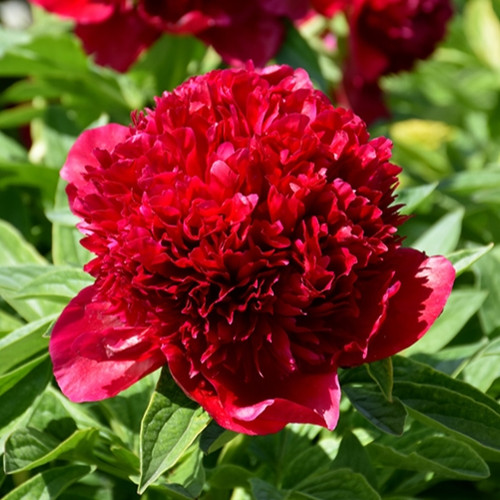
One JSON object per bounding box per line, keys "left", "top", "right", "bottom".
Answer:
{"left": 250, "top": 478, "right": 285, "bottom": 500}
{"left": 199, "top": 420, "right": 238, "bottom": 455}
{"left": 290, "top": 468, "right": 381, "bottom": 500}
{"left": 332, "top": 432, "right": 378, "bottom": 489}
{"left": 343, "top": 384, "right": 407, "bottom": 435}
{"left": 208, "top": 464, "right": 254, "bottom": 490}
{"left": 0, "top": 358, "right": 52, "bottom": 448}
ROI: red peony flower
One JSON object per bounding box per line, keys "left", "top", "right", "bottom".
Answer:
{"left": 30, "top": 0, "right": 310, "bottom": 71}
{"left": 51, "top": 65, "right": 455, "bottom": 435}
{"left": 335, "top": 0, "right": 453, "bottom": 123}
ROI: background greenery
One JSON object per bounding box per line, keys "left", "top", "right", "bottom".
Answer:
{"left": 1, "top": 0, "right": 500, "bottom": 498}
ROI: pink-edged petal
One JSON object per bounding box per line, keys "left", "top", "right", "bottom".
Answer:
{"left": 339, "top": 248, "right": 455, "bottom": 366}
{"left": 50, "top": 285, "right": 166, "bottom": 402}
{"left": 31, "top": 0, "right": 115, "bottom": 23}
{"left": 75, "top": 10, "right": 162, "bottom": 72}
{"left": 62, "top": 123, "right": 129, "bottom": 188}
{"left": 165, "top": 345, "right": 340, "bottom": 435}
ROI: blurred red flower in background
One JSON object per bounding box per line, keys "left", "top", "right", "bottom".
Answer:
{"left": 50, "top": 65, "right": 454, "bottom": 435}
{"left": 30, "top": 0, "right": 310, "bottom": 71}
{"left": 336, "top": 0, "right": 454, "bottom": 123}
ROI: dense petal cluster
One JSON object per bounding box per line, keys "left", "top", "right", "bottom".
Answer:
{"left": 51, "top": 65, "right": 454, "bottom": 434}
{"left": 319, "top": 0, "right": 453, "bottom": 123}
{"left": 30, "top": 0, "right": 310, "bottom": 70}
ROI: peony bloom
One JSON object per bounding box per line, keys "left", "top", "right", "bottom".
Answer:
{"left": 51, "top": 65, "right": 454, "bottom": 435}
{"left": 333, "top": 0, "right": 453, "bottom": 123}
{"left": 29, "top": 0, "right": 310, "bottom": 71}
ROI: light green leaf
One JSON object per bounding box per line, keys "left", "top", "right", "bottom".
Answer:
{"left": 441, "top": 169, "right": 500, "bottom": 195}
{"left": 446, "top": 244, "right": 493, "bottom": 276}
{"left": 0, "top": 265, "right": 61, "bottom": 320}
{"left": 396, "top": 183, "right": 438, "bottom": 215}
{"left": 465, "top": 0, "right": 500, "bottom": 71}
{"left": 404, "top": 289, "right": 488, "bottom": 355}
{"left": 139, "top": 368, "right": 211, "bottom": 493}
{"left": 412, "top": 209, "right": 463, "bottom": 255}
{"left": 13, "top": 267, "right": 93, "bottom": 301}
{"left": 463, "top": 337, "right": 500, "bottom": 392}
{"left": 474, "top": 246, "right": 500, "bottom": 335}
{"left": 0, "top": 219, "right": 47, "bottom": 265}
{"left": 0, "top": 315, "right": 54, "bottom": 375}
{"left": 2, "top": 464, "right": 91, "bottom": 500}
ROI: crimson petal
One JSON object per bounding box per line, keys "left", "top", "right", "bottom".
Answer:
{"left": 50, "top": 285, "right": 166, "bottom": 402}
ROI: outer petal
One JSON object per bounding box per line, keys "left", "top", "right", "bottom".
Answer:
{"left": 50, "top": 285, "right": 166, "bottom": 402}
{"left": 75, "top": 10, "right": 162, "bottom": 72}
{"left": 62, "top": 123, "right": 129, "bottom": 187}
{"left": 165, "top": 345, "right": 340, "bottom": 435}
{"left": 339, "top": 248, "right": 455, "bottom": 366}
{"left": 30, "top": 0, "right": 115, "bottom": 23}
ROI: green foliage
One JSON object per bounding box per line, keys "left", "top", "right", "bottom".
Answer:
{"left": 1, "top": 1, "right": 500, "bottom": 499}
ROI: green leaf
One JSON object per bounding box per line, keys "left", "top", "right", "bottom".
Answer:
{"left": 4, "top": 427, "right": 98, "bottom": 473}
{"left": 0, "top": 219, "right": 47, "bottom": 265}
{"left": 463, "top": 337, "right": 500, "bottom": 392}
{"left": 396, "top": 183, "right": 438, "bottom": 215}
{"left": 332, "top": 433, "right": 378, "bottom": 489}
{"left": 474, "top": 246, "right": 500, "bottom": 335}
{"left": 51, "top": 177, "right": 91, "bottom": 268}
{"left": 343, "top": 384, "right": 407, "bottom": 435}
{"left": 2, "top": 464, "right": 91, "bottom": 500}
{"left": 404, "top": 289, "right": 488, "bottom": 355}
{"left": 290, "top": 468, "right": 381, "bottom": 500}
{"left": 411, "top": 209, "right": 463, "bottom": 255}
{"left": 0, "top": 358, "right": 52, "bottom": 448}
{"left": 166, "top": 446, "right": 206, "bottom": 498}
{"left": 446, "top": 244, "right": 493, "bottom": 276}
{"left": 465, "top": 0, "right": 500, "bottom": 71}
{"left": 0, "top": 265, "right": 60, "bottom": 320}
{"left": 392, "top": 357, "right": 500, "bottom": 457}
{"left": 366, "top": 358, "right": 393, "bottom": 401}
{"left": 138, "top": 368, "right": 211, "bottom": 493}
{"left": 208, "top": 464, "right": 254, "bottom": 490}
{"left": 367, "top": 435, "right": 489, "bottom": 480}
{"left": 282, "top": 445, "right": 333, "bottom": 490}
{"left": 0, "top": 316, "right": 53, "bottom": 374}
